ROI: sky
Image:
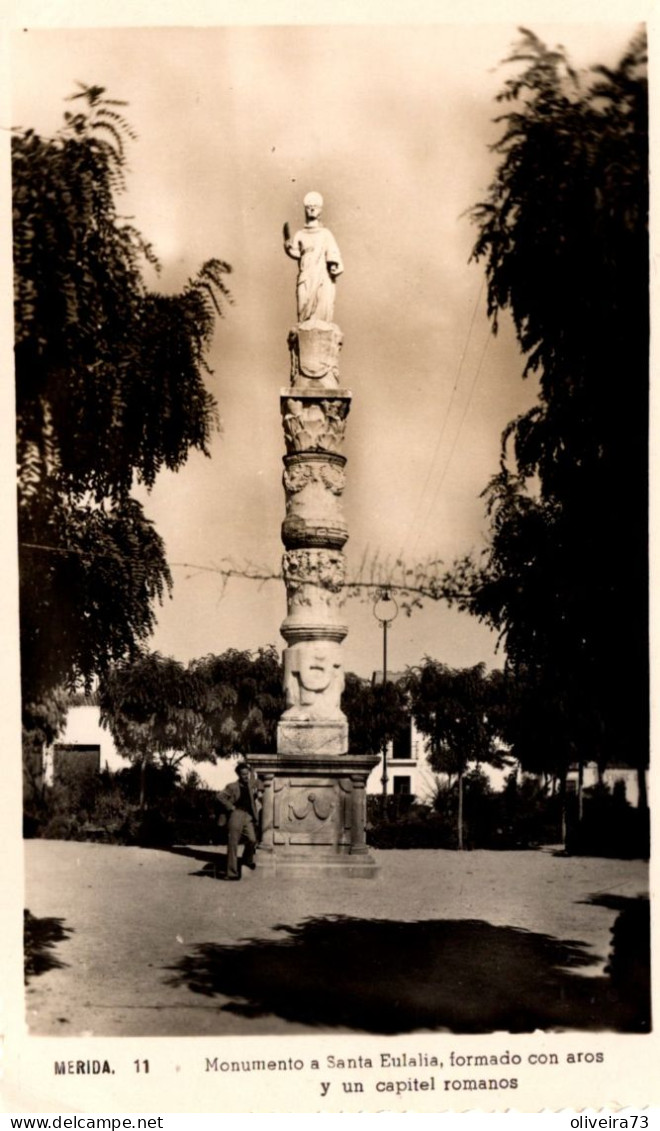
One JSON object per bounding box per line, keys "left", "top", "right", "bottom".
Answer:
{"left": 9, "top": 16, "right": 644, "bottom": 679}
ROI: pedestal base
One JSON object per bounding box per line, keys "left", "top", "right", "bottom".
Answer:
{"left": 249, "top": 752, "right": 379, "bottom": 878}
{"left": 277, "top": 718, "right": 348, "bottom": 755}
{"left": 254, "top": 851, "right": 378, "bottom": 879}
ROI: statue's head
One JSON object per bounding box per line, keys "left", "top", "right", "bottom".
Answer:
{"left": 297, "top": 642, "right": 340, "bottom": 693}
{"left": 304, "top": 191, "right": 324, "bottom": 221}
{"left": 284, "top": 640, "right": 342, "bottom": 698}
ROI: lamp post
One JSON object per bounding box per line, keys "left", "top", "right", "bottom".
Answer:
{"left": 373, "top": 588, "right": 398, "bottom": 819}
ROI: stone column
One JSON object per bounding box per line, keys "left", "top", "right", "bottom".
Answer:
{"left": 276, "top": 324, "right": 351, "bottom": 756}
{"left": 249, "top": 195, "right": 378, "bottom": 877}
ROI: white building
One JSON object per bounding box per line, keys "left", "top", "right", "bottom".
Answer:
{"left": 365, "top": 715, "right": 437, "bottom": 802}
{"left": 48, "top": 706, "right": 646, "bottom": 809}
{"left": 45, "top": 705, "right": 240, "bottom": 792}
{"left": 565, "top": 763, "right": 647, "bottom": 808}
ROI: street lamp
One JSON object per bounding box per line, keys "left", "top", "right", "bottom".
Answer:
{"left": 373, "top": 588, "right": 398, "bottom": 819}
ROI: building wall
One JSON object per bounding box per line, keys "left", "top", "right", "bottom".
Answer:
{"left": 51, "top": 708, "right": 647, "bottom": 808}
{"left": 44, "top": 705, "right": 122, "bottom": 784}
{"left": 46, "top": 706, "right": 239, "bottom": 792}
{"left": 566, "top": 764, "right": 646, "bottom": 808}
{"left": 57, "top": 706, "right": 436, "bottom": 800}
{"left": 365, "top": 718, "right": 437, "bottom": 802}
{"left": 364, "top": 724, "right": 648, "bottom": 809}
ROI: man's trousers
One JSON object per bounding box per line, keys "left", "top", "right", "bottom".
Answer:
{"left": 226, "top": 809, "right": 257, "bottom": 878}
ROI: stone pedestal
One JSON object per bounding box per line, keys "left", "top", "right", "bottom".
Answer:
{"left": 277, "top": 718, "right": 348, "bottom": 756}
{"left": 249, "top": 753, "right": 379, "bottom": 878}
{"left": 288, "top": 322, "right": 343, "bottom": 388}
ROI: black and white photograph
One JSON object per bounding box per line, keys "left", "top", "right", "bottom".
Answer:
{"left": 2, "top": 0, "right": 656, "bottom": 1114}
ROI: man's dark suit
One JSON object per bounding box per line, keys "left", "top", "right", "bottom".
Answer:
{"left": 217, "top": 773, "right": 260, "bottom": 879}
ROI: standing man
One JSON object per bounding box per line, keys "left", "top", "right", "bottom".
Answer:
{"left": 217, "top": 763, "right": 261, "bottom": 880}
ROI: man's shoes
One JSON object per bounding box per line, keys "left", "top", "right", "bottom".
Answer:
{"left": 243, "top": 861, "right": 257, "bottom": 871}
{"left": 223, "top": 875, "right": 240, "bottom": 881}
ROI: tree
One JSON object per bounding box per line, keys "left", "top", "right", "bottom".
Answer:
{"left": 22, "top": 686, "right": 70, "bottom": 807}
{"left": 98, "top": 652, "right": 212, "bottom": 809}
{"left": 454, "top": 30, "right": 648, "bottom": 808}
{"left": 406, "top": 660, "right": 505, "bottom": 849}
{"left": 189, "top": 646, "right": 285, "bottom": 756}
{"left": 14, "top": 85, "right": 231, "bottom": 748}
{"left": 341, "top": 672, "right": 410, "bottom": 759}
{"left": 98, "top": 646, "right": 284, "bottom": 809}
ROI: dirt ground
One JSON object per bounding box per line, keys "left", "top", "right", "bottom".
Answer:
{"left": 23, "top": 839, "right": 650, "bottom": 1037}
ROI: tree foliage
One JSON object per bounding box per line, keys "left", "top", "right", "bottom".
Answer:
{"left": 99, "top": 652, "right": 210, "bottom": 759}
{"left": 456, "top": 30, "right": 648, "bottom": 783}
{"left": 13, "top": 85, "right": 231, "bottom": 727}
{"left": 97, "top": 645, "right": 284, "bottom": 803}
{"left": 22, "top": 685, "right": 70, "bottom": 805}
{"left": 406, "top": 661, "right": 503, "bottom": 777}
{"left": 189, "top": 646, "right": 285, "bottom": 756}
{"left": 341, "top": 672, "right": 410, "bottom": 757}
{"left": 406, "top": 659, "right": 505, "bottom": 848}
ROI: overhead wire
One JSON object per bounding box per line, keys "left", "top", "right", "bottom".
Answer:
{"left": 396, "top": 275, "right": 485, "bottom": 562}
{"left": 409, "top": 324, "right": 492, "bottom": 559}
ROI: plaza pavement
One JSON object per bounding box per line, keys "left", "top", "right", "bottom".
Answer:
{"left": 23, "top": 840, "right": 649, "bottom": 1037}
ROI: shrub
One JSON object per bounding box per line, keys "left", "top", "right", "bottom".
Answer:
{"left": 366, "top": 772, "right": 648, "bottom": 857}
{"left": 368, "top": 808, "right": 455, "bottom": 850}
{"left": 565, "top": 786, "right": 649, "bottom": 859}
{"left": 369, "top": 771, "right": 564, "bottom": 851}
{"left": 27, "top": 762, "right": 223, "bottom": 846}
